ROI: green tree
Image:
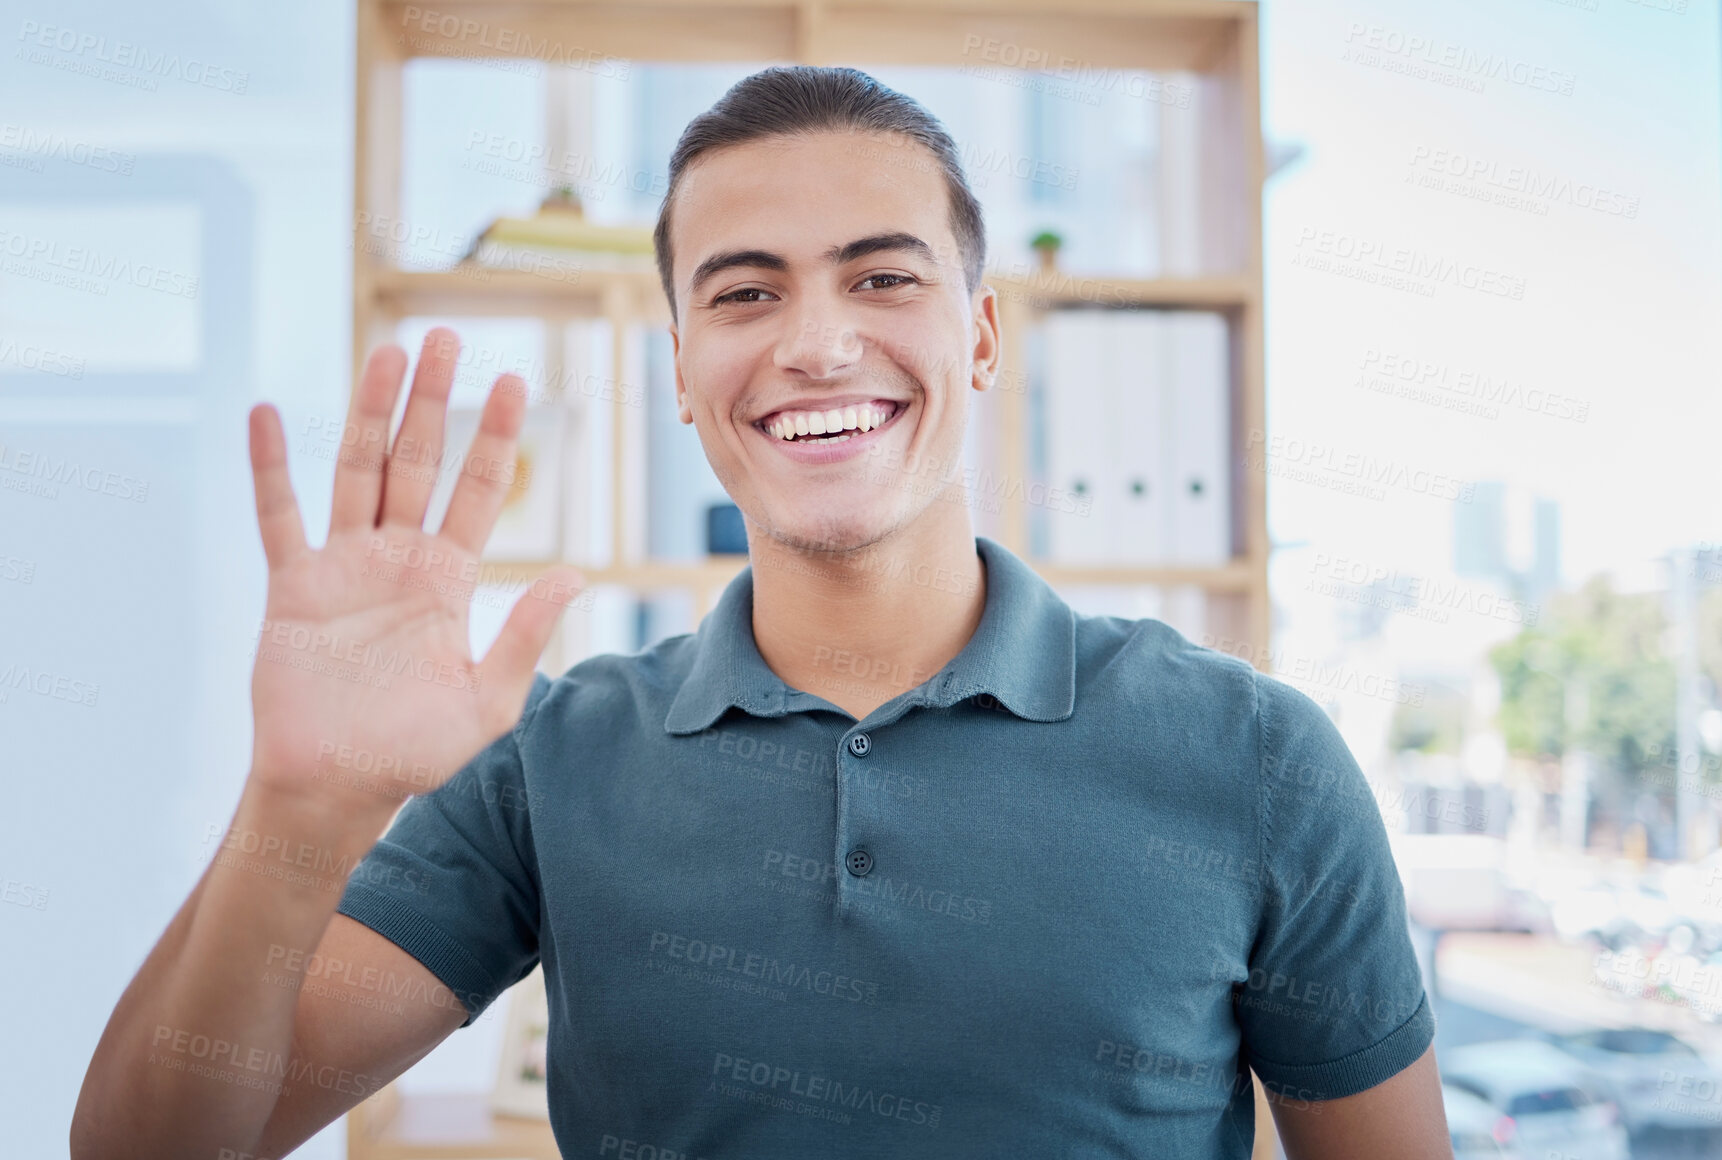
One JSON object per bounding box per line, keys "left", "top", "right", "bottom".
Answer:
{"left": 1389, "top": 682, "right": 1466, "bottom": 754}
{"left": 1489, "top": 576, "right": 1675, "bottom": 790}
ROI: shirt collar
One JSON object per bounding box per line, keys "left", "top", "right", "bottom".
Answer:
{"left": 663, "top": 536, "right": 1076, "bottom": 735}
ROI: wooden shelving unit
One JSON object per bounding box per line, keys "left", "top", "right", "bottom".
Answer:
{"left": 349, "top": 1, "right": 1274, "bottom": 1155}
{"left": 347, "top": 1086, "right": 564, "bottom": 1159}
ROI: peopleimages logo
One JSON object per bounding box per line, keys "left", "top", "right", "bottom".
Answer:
{"left": 397, "top": 6, "right": 630, "bottom": 78}
{"left": 1242, "top": 429, "right": 1474, "bottom": 505}
{"left": 0, "top": 441, "right": 150, "bottom": 503}
{"left": 0, "top": 124, "right": 135, "bottom": 174}
{"left": 647, "top": 930, "right": 881, "bottom": 1004}
{"left": 761, "top": 848, "right": 993, "bottom": 924}
{"left": 1306, "top": 551, "right": 1541, "bottom": 626}
{"left": 1356, "top": 347, "right": 1589, "bottom": 425}
{"left": 711, "top": 1051, "right": 942, "bottom": 1129}
{"left": 149, "top": 1025, "right": 382, "bottom": 1099}
{"left": 0, "top": 228, "right": 199, "bottom": 299}
{"left": 1291, "top": 226, "right": 1526, "bottom": 301}
{"left": 1406, "top": 145, "right": 1638, "bottom": 219}
{"left": 1340, "top": 22, "right": 1576, "bottom": 96}
{"left": 0, "top": 662, "right": 99, "bottom": 707}
{"left": 1202, "top": 635, "right": 1427, "bottom": 707}
{"left": 0, "top": 337, "right": 85, "bottom": 378}
{"left": 16, "top": 20, "right": 251, "bottom": 93}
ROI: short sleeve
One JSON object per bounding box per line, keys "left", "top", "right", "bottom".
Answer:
{"left": 1236, "top": 673, "right": 1435, "bottom": 1102}
{"left": 335, "top": 673, "right": 553, "bottom": 1027}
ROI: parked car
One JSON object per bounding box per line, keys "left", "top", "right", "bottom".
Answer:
{"left": 1444, "top": 1084, "right": 1519, "bottom": 1159}
{"left": 1440, "top": 1039, "right": 1629, "bottom": 1160}
{"left": 1546, "top": 1027, "right": 1722, "bottom": 1137}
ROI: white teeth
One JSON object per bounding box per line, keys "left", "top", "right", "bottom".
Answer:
{"left": 763, "top": 401, "right": 895, "bottom": 443}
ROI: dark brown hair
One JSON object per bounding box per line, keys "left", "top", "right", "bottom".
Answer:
{"left": 652, "top": 65, "right": 987, "bottom": 324}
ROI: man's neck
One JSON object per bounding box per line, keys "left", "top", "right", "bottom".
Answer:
{"left": 747, "top": 508, "right": 987, "bottom": 722}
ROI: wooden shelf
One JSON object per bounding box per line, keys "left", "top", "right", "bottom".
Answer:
{"left": 988, "top": 270, "right": 1256, "bottom": 311}
{"left": 378, "top": 0, "right": 1248, "bottom": 72}
{"left": 348, "top": 1084, "right": 560, "bottom": 1160}
{"left": 364, "top": 264, "right": 1254, "bottom": 320}
{"left": 355, "top": 0, "right": 1272, "bottom": 655}
{"left": 352, "top": 4, "right": 1275, "bottom": 1143}
{"left": 369, "top": 263, "right": 665, "bottom": 320}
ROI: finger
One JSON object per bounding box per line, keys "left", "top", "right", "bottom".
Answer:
{"left": 380, "top": 327, "right": 461, "bottom": 529}
{"left": 331, "top": 344, "right": 409, "bottom": 531}
{"left": 438, "top": 373, "right": 528, "bottom": 554}
{"left": 476, "top": 566, "right": 584, "bottom": 729}
{"left": 249, "top": 404, "right": 309, "bottom": 568}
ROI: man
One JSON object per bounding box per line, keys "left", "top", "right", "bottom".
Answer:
{"left": 73, "top": 66, "right": 1451, "bottom": 1158}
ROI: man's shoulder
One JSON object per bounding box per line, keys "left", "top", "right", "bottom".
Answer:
{"left": 1071, "top": 611, "right": 1349, "bottom": 729}
{"left": 1071, "top": 609, "right": 1261, "bottom": 704}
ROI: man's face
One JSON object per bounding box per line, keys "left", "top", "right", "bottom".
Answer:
{"left": 668, "top": 129, "right": 998, "bottom": 556}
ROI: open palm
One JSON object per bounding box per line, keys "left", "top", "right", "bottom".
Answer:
{"left": 246, "top": 328, "right": 580, "bottom": 817}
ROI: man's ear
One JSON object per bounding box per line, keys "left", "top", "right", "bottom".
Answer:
{"left": 970, "top": 284, "right": 1001, "bottom": 393}
{"left": 671, "top": 324, "right": 693, "bottom": 424}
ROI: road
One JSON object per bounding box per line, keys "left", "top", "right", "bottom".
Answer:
{"left": 1430, "top": 963, "right": 1721, "bottom": 1159}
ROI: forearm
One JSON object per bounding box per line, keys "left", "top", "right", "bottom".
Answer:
{"left": 71, "top": 778, "right": 391, "bottom": 1159}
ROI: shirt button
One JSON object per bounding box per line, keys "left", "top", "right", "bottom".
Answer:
{"left": 845, "top": 848, "right": 874, "bottom": 877}
{"left": 848, "top": 733, "right": 871, "bottom": 757}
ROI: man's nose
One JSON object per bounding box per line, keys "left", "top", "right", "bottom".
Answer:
{"left": 774, "top": 307, "right": 862, "bottom": 380}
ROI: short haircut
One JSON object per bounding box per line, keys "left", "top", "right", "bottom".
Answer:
{"left": 652, "top": 65, "right": 987, "bottom": 324}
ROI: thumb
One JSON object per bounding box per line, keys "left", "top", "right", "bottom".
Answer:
{"left": 475, "top": 566, "right": 585, "bottom": 726}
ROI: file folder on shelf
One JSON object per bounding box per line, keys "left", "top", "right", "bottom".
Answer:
{"left": 1164, "top": 311, "right": 1230, "bottom": 566}
{"left": 1039, "top": 308, "right": 1231, "bottom": 567}
{"left": 1109, "top": 310, "right": 1171, "bottom": 565}
{"left": 1041, "top": 310, "right": 1114, "bottom": 563}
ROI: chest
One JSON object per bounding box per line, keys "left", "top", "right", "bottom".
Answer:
{"left": 522, "top": 708, "right": 1264, "bottom": 1147}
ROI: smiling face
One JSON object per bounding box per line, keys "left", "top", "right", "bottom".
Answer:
{"left": 667, "top": 129, "right": 999, "bottom": 557}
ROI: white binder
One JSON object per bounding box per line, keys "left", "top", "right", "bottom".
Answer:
{"left": 1042, "top": 311, "right": 1114, "bottom": 563}
{"left": 1165, "top": 312, "right": 1231, "bottom": 565}
{"left": 1108, "top": 310, "right": 1171, "bottom": 564}
{"left": 1041, "top": 308, "right": 1230, "bottom": 567}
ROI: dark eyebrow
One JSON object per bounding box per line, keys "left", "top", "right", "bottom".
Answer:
{"left": 687, "top": 249, "right": 788, "bottom": 299}
{"left": 687, "top": 232, "right": 937, "bottom": 299}
{"left": 824, "top": 231, "right": 937, "bottom": 268}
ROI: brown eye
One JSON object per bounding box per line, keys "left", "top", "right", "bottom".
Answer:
{"left": 714, "top": 287, "right": 774, "bottom": 305}
{"left": 858, "top": 273, "right": 915, "bottom": 291}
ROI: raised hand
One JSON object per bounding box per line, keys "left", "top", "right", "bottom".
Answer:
{"left": 245, "top": 327, "right": 581, "bottom": 818}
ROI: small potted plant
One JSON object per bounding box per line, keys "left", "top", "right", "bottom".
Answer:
{"left": 1030, "top": 229, "right": 1063, "bottom": 273}
{"left": 541, "top": 185, "right": 585, "bottom": 215}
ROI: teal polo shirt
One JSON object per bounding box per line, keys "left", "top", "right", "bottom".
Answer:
{"left": 337, "top": 535, "right": 1433, "bottom": 1158}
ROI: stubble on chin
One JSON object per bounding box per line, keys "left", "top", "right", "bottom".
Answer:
{"left": 760, "top": 508, "right": 905, "bottom": 561}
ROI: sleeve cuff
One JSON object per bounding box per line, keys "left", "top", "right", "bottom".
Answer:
{"left": 1244, "top": 990, "right": 1436, "bottom": 1102}
{"left": 336, "top": 879, "right": 513, "bottom": 1028}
